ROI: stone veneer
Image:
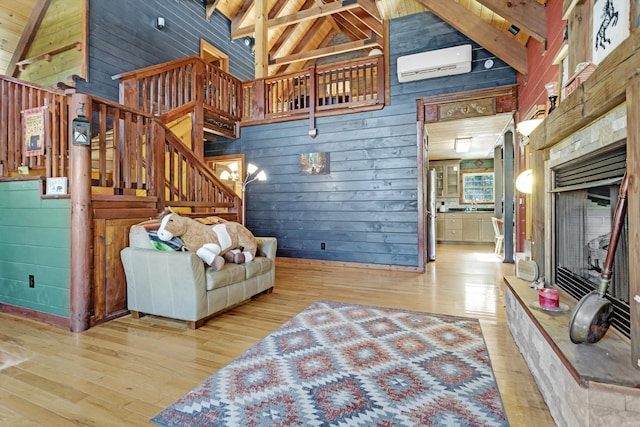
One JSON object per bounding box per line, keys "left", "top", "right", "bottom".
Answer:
{"left": 506, "top": 277, "right": 640, "bottom": 427}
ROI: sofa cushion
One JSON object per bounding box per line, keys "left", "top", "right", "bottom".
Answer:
{"left": 245, "top": 257, "right": 274, "bottom": 279}
{"left": 204, "top": 263, "right": 246, "bottom": 290}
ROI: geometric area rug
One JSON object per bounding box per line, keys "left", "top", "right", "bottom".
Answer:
{"left": 151, "top": 300, "right": 508, "bottom": 426}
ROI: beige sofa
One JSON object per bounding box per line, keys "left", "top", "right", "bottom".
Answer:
{"left": 120, "top": 224, "right": 276, "bottom": 328}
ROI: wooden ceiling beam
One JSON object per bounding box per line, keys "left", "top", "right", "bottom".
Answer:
{"left": 205, "top": 0, "right": 222, "bottom": 19}
{"left": 231, "top": 0, "right": 254, "bottom": 35}
{"left": 474, "top": 0, "right": 547, "bottom": 43}
{"left": 314, "top": 0, "right": 342, "bottom": 34}
{"left": 270, "top": 34, "right": 380, "bottom": 65}
{"left": 415, "top": 0, "right": 528, "bottom": 74}
{"left": 269, "top": 0, "right": 290, "bottom": 19}
{"left": 232, "top": 0, "right": 365, "bottom": 39}
{"left": 332, "top": 13, "right": 371, "bottom": 40}
{"left": 268, "top": 0, "right": 316, "bottom": 59}
{"left": 356, "top": 0, "right": 381, "bottom": 22}
{"left": 275, "top": 18, "right": 327, "bottom": 74}
{"left": 297, "top": 27, "right": 339, "bottom": 72}
{"left": 7, "top": 0, "right": 51, "bottom": 77}
{"left": 344, "top": 7, "right": 384, "bottom": 37}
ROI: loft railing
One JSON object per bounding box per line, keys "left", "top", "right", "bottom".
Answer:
{"left": 242, "top": 55, "right": 384, "bottom": 125}
{"left": 112, "top": 54, "right": 384, "bottom": 133}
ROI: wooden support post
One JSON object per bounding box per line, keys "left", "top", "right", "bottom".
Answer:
{"left": 503, "top": 130, "right": 515, "bottom": 263}
{"left": 254, "top": 0, "right": 268, "bottom": 79}
{"left": 69, "top": 92, "right": 92, "bottom": 332}
{"left": 308, "top": 65, "right": 317, "bottom": 137}
{"left": 192, "top": 60, "right": 205, "bottom": 159}
{"left": 626, "top": 77, "right": 640, "bottom": 369}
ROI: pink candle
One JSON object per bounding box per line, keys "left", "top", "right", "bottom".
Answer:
{"left": 539, "top": 288, "right": 559, "bottom": 308}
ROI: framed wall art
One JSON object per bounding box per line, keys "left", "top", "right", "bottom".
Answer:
{"left": 592, "top": 0, "right": 629, "bottom": 65}
{"left": 300, "top": 152, "right": 329, "bottom": 176}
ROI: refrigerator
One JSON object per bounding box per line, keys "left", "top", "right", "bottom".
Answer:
{"left": 427, "top": 168, "right": 437, "bottom": 261}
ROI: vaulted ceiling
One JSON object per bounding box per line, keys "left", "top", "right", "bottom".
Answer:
{"left": 208, "top": 0, "right": 547, "bottom": 76}
{"left": 0, "top": 1, "right": 546, "bottom": 78}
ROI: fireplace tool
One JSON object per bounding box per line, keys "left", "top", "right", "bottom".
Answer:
{"left": 569, "top": 172, "right": 629, "bottom": 344}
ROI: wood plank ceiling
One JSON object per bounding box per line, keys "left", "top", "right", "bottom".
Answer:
{"left": 0, "top": 1, "right": 546, "bottom": 77}
{"left": 209, "top": 0, "right": 547, "bottom": 76}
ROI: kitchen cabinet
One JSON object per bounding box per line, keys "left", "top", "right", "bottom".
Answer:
{"left": 436, "top": 216, "right": 444, "bottom": 241}
{"left": 431, "top": 161, "right": 460, "bottom": 198}
{"left": 438, "top": 212, "right": 494, "bottom": 243}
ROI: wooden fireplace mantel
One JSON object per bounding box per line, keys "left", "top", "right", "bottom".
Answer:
{"left": 505, "top": 276, "right": 640, "bottom": 425}
{"left": 527, "top": 26, "right": 640, "bottom": 367}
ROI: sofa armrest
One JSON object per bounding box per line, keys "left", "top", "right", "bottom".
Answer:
{"left": 255, "top": 237, "right": 277, "bottom": 260}
{"left": 120, "top": 247, "right": 208, "bottom": 321}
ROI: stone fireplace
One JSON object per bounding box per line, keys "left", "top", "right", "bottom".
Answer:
{"left": 545, "top": 105, "right": 629, "bottom": 336}
{"left": 505, "top": 104, "right": 640, "bottom": 426}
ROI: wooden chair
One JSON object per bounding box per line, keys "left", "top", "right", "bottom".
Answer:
{"left": 491, "top": 217, "right": 504, "bottom": 256}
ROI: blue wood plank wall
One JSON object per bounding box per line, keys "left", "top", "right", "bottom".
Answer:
{"left": 76, "top": 0, "right": 255, "bottom": 100}
{"left": 206, "top": 12, "right": 516, "bottom": 267}
{"left": 0, "top": 181, "right": 71, "bottom": 317}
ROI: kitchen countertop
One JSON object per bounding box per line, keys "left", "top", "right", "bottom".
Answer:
{"left": 440, "top": 208, "right": 495, "bottom": 213}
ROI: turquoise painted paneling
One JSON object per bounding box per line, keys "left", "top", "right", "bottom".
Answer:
{"left": 0, "top": 180, "right": 71, "bottom": 317}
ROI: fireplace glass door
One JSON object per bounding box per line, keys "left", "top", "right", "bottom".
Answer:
{"left": 553, "top": 144, "right": 629, "bottom": 337}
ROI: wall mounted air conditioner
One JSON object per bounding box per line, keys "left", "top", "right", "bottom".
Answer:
{"left": 397, "top": 44, "right": 472, "bottom": 83}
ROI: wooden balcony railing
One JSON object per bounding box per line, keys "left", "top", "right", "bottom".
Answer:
{"left": 114, "top": 56, "right": 243, "bottom": 142}
{"left": 242, "top": 55, "right": 385, "bottom": 127}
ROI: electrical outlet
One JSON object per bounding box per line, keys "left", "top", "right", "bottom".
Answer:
{"left": 321, "top": 242, "right": 326, "bottom": 250}
{"left": 29, "top": 275, "right": 35, "bottom": 288}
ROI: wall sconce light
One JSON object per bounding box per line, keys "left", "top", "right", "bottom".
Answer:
{"left": 241, "top": 163, "right": 267, "bottom": 225}
{"left": 516, "top": 107, "right": 545, "bottom": 137}
{"left": 454, "top": 137, "right": 472, "bottom": 153}
{"left": 156, "top": 17, "right": 166, "bottom": 30}
{"left": 72, "top": 102, "right": 90, "bottom": 146}
{"left": 368, "top": 48, "right": 383, "bottom": 56}
{"left": 545, "top": 81, "right": 558, "bottom": 113}
{"left": 515, "top": 169, "right": 533, "bottom": 194}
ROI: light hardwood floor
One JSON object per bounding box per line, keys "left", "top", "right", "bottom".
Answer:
{"left": 0, "top": 244, "right": 554, "bottom": 426}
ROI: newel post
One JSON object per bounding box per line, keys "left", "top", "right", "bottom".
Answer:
{"left": 150, "top": 119, "right": 166, "bottom": 212}
{"left": 68, "top": 91, "right": 92, "bottom": 332}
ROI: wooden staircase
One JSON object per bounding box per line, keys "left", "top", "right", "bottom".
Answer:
{"left": 0, "top": 54, "right": 385, "bottom": 330}
{"left": 0, "top": 74, "right": 241, "bottom": 330}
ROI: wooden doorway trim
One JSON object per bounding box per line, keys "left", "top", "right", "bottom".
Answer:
{"left": 415, "top": 85, "right": 518, "bottom": 269}
{"left": 200, "top": 39, "right": 229, "bottom": 72}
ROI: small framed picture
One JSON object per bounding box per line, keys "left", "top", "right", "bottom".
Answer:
{"left": 300, "top": 152, "right": 330, "bottom": 176}
{"left": 46, "top": 177, "right": 68, "bottom": 195}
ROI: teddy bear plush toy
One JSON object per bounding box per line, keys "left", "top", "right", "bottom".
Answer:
{"left": 156, "top": 210, "right": 258, "bottom": 271}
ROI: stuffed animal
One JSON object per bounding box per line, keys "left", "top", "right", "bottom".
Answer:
{"left": 156, "top": 211, "right": 258, "bottom": 271}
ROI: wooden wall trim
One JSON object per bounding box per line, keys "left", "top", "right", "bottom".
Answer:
{"left": 276, "top": 257, "right": 424, "bottom": 273}
{"left": 626, "top": 76, "right": 640, "bottom": 368}
{"left": 0, "top": 303, "right": 69, "bottom": 330}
